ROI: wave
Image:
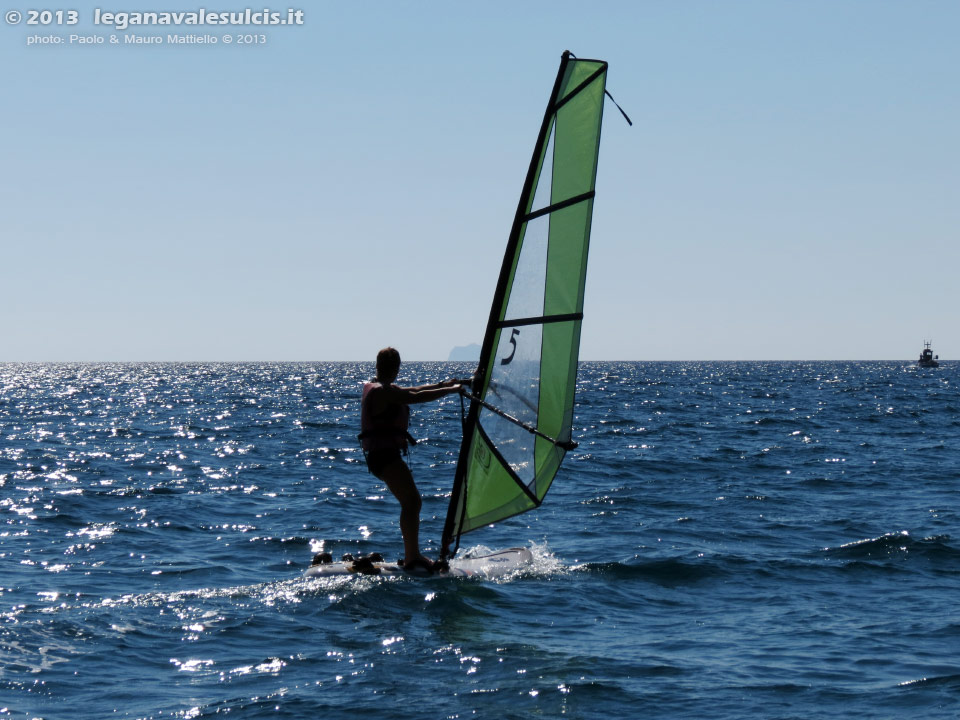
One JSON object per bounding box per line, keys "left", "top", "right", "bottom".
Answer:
{"left": 821, "top": 531, "right": 959, "bottom": 563}
{"left": 898, "top": 673, "right": 960, "bottom": 689}
{"left": 574, "top": 556, "right": 726, "bottom": 586}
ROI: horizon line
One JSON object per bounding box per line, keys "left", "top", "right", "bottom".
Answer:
{"left": 0, "top": 358, "right": 948, "bottom": 364}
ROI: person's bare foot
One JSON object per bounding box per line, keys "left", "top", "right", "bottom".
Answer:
{"left": 401, "top": 554, "right": 437, "bottom": 574}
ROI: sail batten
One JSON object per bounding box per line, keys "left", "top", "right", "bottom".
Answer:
{"left": 441, "top": 51, "right": 608, "bottom": 557}
{"left": 523, "top": 190, "right": 595, "bottom": 222}
{"left": 553, "top": 64, "right": 608, "bottom": 113}
{"left": 496, "top": 312, "right": 583, "bottom": 329}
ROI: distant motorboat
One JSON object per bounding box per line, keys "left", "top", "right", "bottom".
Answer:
{"left": 918, "top": 341, "right": 939, "bottom": 368}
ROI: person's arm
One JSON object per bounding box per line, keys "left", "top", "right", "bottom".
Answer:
{"left": 405, "top": 378, "right": 460, "bottom": 393}
{"left": 379, "top": 379, "right": 464, "bottom": 406}
{"left": 400, "top": 379, "right": 463, "bottom": 405}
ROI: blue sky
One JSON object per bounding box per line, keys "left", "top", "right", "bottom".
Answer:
{"left": 2, "top": 1, "right": 957, "bottom": 361}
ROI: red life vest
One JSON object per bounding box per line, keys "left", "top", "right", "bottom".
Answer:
{"left": 359, "top": 382, "right": 413, "bottom": 452}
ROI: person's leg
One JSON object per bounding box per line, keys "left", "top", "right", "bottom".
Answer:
{"left": 378, "top": 458, "right": 430, "bottom": 567}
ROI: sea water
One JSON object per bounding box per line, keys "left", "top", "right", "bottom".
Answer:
{"left": 1, "top": 361, "right": 958, "bottom": 719}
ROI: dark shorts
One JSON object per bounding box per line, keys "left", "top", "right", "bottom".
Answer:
{"left": 365, "top": 448, "right": 404, "bottom": 477}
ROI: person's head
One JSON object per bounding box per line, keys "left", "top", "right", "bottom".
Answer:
{"left": 376, "top": 347, "right": 401, "bottom": 383}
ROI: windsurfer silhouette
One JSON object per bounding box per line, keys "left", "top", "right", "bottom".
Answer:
{"left": 359, "top": 347, "right": 467, "bottom": 573}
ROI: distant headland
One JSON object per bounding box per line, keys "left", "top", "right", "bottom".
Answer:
{"left": 448, "top": 344, "right": 481, "bottom": 362}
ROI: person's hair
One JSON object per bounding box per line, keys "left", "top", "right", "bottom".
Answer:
{"left": 376, "top": 347, "right": 401, "bottom": 379}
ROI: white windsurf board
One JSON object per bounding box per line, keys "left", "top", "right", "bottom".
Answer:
{"left": 304, "top": 546, "right": 533, "bottom": 579}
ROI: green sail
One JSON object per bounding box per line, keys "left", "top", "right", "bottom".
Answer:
{"left": 442, "top": 52, "right": 607, "bottom": 556}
